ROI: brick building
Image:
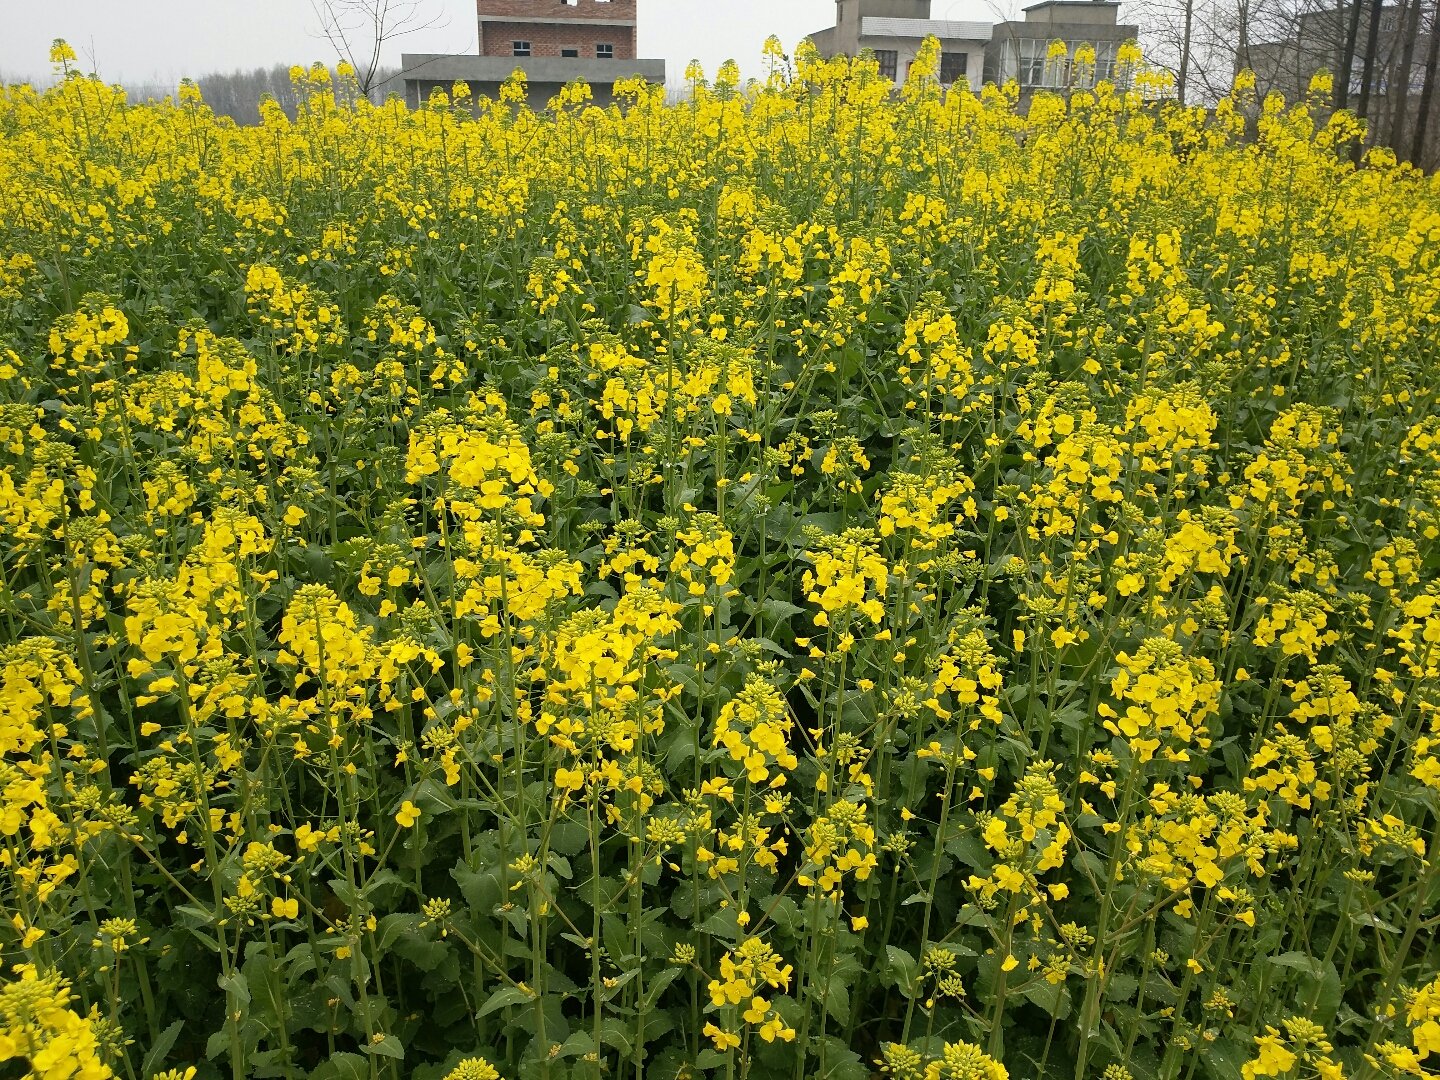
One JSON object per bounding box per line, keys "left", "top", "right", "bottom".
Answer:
{"left": 402, "top": 0, "right": 663, "bottom": 108}
{"left": 476, "top": 0, "right": 637, "bottom": 61}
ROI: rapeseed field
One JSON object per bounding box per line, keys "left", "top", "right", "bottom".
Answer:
{"left": 2, "top": 35, "right": 1440, "bottom": 1080}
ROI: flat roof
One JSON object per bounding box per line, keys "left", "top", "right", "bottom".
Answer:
{"left": 400, "top": 54, "right": 664, "bottom": 83}
{"left": 478, "top": 15, "right": 636, "bottom": 27}
{"left": 1021, "top": 0, "right": 1122, "bottom": 8}
{"left": 860, "top": 17, "right": 993, "bottom": 40}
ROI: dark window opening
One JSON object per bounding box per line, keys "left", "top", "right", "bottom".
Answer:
{"left": 561, "top": 48, "right": 579, "bottom": 57}
{"left": 513, "top": 41, "right": 531, "bottom": 57}
{"left": 875, "top": 49, "right": 898, "bottom": 80}
{"left": 940, "top": 52, "right": 968, "bottom": 84}
{"left": 596, "top": 43, "right": 614, "bottom": 59}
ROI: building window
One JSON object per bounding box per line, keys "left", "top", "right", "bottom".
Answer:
{"left": 596, "top": 43, "right": 614, "bottom": 59}
{"left": 1016, "top": 39, "right": 1047, "bottom": 86}
{"left": 561, "top": 48, "right": 579, "bottom": 57}
{"left": 874, "top": 49, "right": 898, "bottom": 80}
{"left": 1049, "top": 53, "right": 1071, "bottom": 87}
{"left": 1014, "top": 38, "right": 1077, "bottom": 87}
{"left": 1089, "top": 43, "right": 1119, "bottom": 84}
{"left": 513, "top": 41, "right": 531, "bottom": 57}
{"left": 940, "top": 52, "right": 967, "bottom": 84}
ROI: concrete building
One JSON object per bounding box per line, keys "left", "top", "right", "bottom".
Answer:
{"left": 402, "top": 0, "right": 665, "bottom": 108}
{"left": 808, "top": 0, "right": 1138, "bottom": 102}
{"left": 984, "top": 1, "right": 1139, "bottom": 101}
{"left": 808, "top": 1, "right": 991, "bottom": 89}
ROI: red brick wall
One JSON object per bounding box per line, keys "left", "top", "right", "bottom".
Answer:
{"left": 480, "top": 20, "right": 636, "bottom": 59}
{"left": 477, "top": 0, "right": 638, "bottom": 58}
{"left": 478, "top": 0, "right": 637, "bottom": 19}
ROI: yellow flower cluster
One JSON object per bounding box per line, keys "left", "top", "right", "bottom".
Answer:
{"left": 4, "top": 32, "right": 1440, "bottom": 1080}
{"left": 705, "top": 937, "right": 797, "bottom": 1048}
{"left": 804, "top": 531, "right": 889, "bottom": 625}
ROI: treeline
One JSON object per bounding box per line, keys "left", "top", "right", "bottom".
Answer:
{"left": 1132, "top": 0, "right": 1439, "bottom": 169}
{"left": 0, "top": 64, "right": 402, "bottom": 126}
{"left": 190, "top": 64, "right": 402, "bottom": 125}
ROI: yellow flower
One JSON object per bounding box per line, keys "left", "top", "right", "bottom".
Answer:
{"left": 703, "top": 1021, "right": 740, "bottom": 1051}
{"left": 441, "top": 1058, "right": 501, "bottom": 1080}
{"left": 1242, "top": 1029, "right": 1297, "bottom": 1078}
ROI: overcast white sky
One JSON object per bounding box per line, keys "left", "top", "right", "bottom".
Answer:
{"left": 0, "top": 0, "right": 1011, "bottom": 89}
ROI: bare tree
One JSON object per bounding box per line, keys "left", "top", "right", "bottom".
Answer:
{"left": 1178, "top": 0, "right": 1196, "bottom": 102}
{"left": 1129, "top": 0, "right": 1213, "bottom": 99}
{"left": 1415, "top": 0, "right": 1440, "bottom": 164}
{"left": 311, "top": 0, "right": 450, "bottom": 97}
{"left": 1355, "top": 0, "right": 1385, "bottom": 133}
{"left": 195, "top": 65, "right": 305, "bottom": 125}
{"left": 1336, "top": 0, "right": 1363, "bottom": 106}
{"left": 1131, "top": 0, "right": 1315, "bottom": 105}
{"left": 1387, "top": 0, "right": 1420, "bottom": 147}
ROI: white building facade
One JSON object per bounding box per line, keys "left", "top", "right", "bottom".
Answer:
{"left": 854, "top": 18, "right": 992, "bottom": 90}
{"left": 809, "top": 0, "right": 1137, "bottom": 102}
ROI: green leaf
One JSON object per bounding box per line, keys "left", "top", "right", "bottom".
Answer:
{"left": 478, "top": 985, "right": 536, "bottom": 1018}
{"left": 599, "top": 1018, "right": 634, "bottom": 1054}
{"left": 816, "top": 1037, "right": 868, "bottom": 1080}
{"left": 823, "top": 976, "right": 850, "bottom": 1026}
{"left": 218, "top": 970, "right": 251, "bottom": 1005}
{"left": 944, "top": 833, "right": 989, "bottom": 870}
{"left": 1308, "top": 964, "right": 1344, "bottom": 1026}
{"left": 549, "top": 821, "right": 588, "bottom": 855}
{"left": 599, "top": 968, "right": 639, "bottom": 1001}
{"left": 557, "top": 1031, "right": 597, "bottom": 1059}
{"left": 205, "top": 1029, "right": 230, "bottom": 1063}
{"left": 1105, "top": 972, "right": 1139, "bottom": 1003}
{"left": 761, "top": 598, "right": 806, "bottom": 621}
{"left": 1022, "top": 980, "right": 1072, "bottom": 1019}
{"left": 1349, "top": 910, "right": 1400, "bottom": 933}
{"left": 451, "top": 861, "right": 500, "bottom": 913}
{"left": 412, "top": 777, "right": 458, "bottom": 814}
{"left": 643, "top": 966, "right": 683, "bottom": 1009}
{"left": 883, "top": 945, "right": 919, "bottom": 998}
{"left": 310, "top": 1051, "right": 371, "bottom": 1080}
{"left": 140, "top": 1020, "right": 184, "bottom": 1078}
{"left": 1265, "top": 951, "right": 1323, "bottom": 977}
{"left": 363, "top": 1034, "right": 405, "bottom": 1060}
{"left": 377, "top": 912, "right": 422, "bottom": 950}
{"left": 1199, "top": 1038, "right": 1250, "bottom": 1080}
